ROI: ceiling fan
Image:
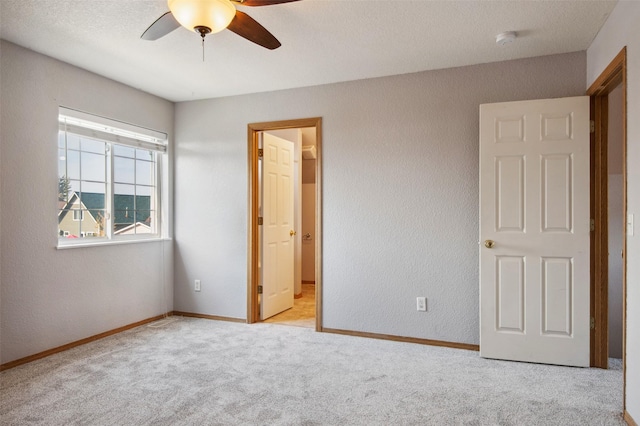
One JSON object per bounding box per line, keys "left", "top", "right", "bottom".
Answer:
{"left": 141, "top": 0, "right": 300, "bottom": 50}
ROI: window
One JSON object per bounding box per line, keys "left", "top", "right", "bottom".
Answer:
{"left": 57, "top": 107, "right": 167, "bottom": 245}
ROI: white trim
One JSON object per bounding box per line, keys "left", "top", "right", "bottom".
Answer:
{"left": 59, "top": 107, "right": 167, "bottom": 152}
{"left": 57, "top": 237, "right": 172, "bottom": 250}
{"left": 59, "top": 107, "right": 167, "bottom": 141}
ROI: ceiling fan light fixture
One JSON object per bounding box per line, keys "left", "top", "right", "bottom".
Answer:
{"left": 168, "top": 0, "right": 236, "bottom": 35}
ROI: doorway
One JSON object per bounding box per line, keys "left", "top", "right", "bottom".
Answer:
{"left": 588, "top": 47, "right": 627, "bottom": 408}
{"left": 247, "top": 118, "right": 323, "bottom": 331}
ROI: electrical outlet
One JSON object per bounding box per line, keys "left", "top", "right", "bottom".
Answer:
{"left": 416, "top": 297, "right": 427, "bottom": 312}
{"left": 194, "top": 279, "right": 201, "bottom": 292}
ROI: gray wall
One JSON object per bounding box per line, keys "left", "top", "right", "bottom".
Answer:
{"left": 0, "top": 41, "right": 174, "bottom": 364}
{"left": 587, "top": 0, "right": 640, "bottom": 417}
{"left": 174, "top": 52, "right": 586, "bottom": 345}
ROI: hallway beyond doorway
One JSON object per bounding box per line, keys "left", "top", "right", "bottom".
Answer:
{"left": 263, "top": 283, "right": 315, "bottom": 328}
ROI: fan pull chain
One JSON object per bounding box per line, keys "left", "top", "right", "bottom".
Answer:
{"left": 194, "top": 26, "right": 211, "bottom": 62}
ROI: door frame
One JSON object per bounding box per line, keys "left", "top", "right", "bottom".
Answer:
{"left": 587, "top": 47, "right": 626, "bottom": 399}
{"left": 247, "top": 117, "right": 323, "bottom": 330}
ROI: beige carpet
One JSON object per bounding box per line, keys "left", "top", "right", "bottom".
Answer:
{"left": 0, "top": 317, "right": 625, "bottom": 425}
{"left": 263, "top": 283, "right": 315, "bottom": 328}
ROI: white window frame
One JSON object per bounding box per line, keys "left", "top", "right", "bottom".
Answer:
{"left": 57, "top": 107, "right": 168, "bottom": 248}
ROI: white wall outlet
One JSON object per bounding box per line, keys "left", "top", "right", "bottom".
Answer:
{"left": 194, "top": 279, "right": 201, "bottom": 292}
{"left": 416, "top": 297, "right": 427, "bottom": 312}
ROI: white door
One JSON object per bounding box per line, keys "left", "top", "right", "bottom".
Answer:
{"left": 261, "top": 133, "right": 295, "bottom": 319}
{"left": 479, "top": 96, "right": 590, "bottom": 367}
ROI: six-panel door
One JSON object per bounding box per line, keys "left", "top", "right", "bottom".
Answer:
{"left": 479, "top": 96, "right": 590, "bottom": 367}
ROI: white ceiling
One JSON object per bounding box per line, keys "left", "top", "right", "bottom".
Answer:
{"left": 0, "top": 0, "right": 617, "bottom": 103}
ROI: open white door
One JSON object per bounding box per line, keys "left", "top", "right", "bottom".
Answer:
{"left": 261, "top": 133, "right": 295, "bottom": 320}
{"left": 479, "top": 96, "right": 590, "bottom": 367}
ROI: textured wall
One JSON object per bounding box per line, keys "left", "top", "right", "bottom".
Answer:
{"left": 174, "top": 52, "right": 586, "bottom": 344}
{"left": 587, "top": 0, "right": 640, "bottom": 418}
{"left": 0, "top": 41, "right": 174, "bottom": 364}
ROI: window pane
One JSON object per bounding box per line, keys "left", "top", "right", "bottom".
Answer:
{"left": 135, "top": 193, "right": 151, "bottom": 210}
{"left": 113, "top": 145, "right": 135, "bottom": 158}
{"left": 114, "top": 189, "right": 134, "bottom": 234}
{"left": 58, "top": 131, "right": 65, "bottom": 149}
{"left": 69, "top": 179, "right": 81, "bottom": 194}
{"left": 114, "top": 156, "right": 135, "bottom": 184}
{"left": 135, "top": 209, "right": 151, "bottom": 224}
{"left": 80, "top": 138, "right": 106, "bottom": 154}
{"left": 78, "top": 208, "right": 106, "bottom": 238}
{"left": 136, "top": 149, "right": 153, "bottom": 160}
{"left": 92, "top": 210, "right": 107, "bottom": 237}
{"left": 135, "top": 160, "right": 153, "bottom": 186}
{"left": 78, "top": 192, "right": 105, "bottom": 211}
{"left": 66, "top": 150, "right": 80, "bottom": 180}
{"left": 114, "top": 183, "right": 135, "bottom": 196}
{"left": 135, "top": 210, "right": 154, "bottom": 234}
{"left": 136, "top": 185, "right": 152, "bottom": 197}
{"left": 58, "top": 170, "right": 72, "bottom": 203}
{"left": 65, "top": 133, "right": 81, "bottom": 150}
{"left": 81, "top": 152, "right": 107, "bottom": 182}
{"left": 58, "top": 209, "right": 80, "bottom": 238}
{"left": 58, "top": 148, "right": 67, "bottom": 177}
{"left": 80, "top": 181, "right": 107, "bottom": 196}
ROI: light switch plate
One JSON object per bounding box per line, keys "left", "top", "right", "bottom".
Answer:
{"left": 416, "top": 297, "right": 427, "bottom": 312}
{"left": 628, "top": 214, "right": 634, "bottom": 236}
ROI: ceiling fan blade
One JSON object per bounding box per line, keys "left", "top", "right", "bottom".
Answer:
{"left": 227, "top": 11, "right": 281, "bottom": 50}
{"left": 141, "top": 12, "right": 181, "bottom": 41}
{"left": 233, "top": 0, "right": 301, "bottom": 6}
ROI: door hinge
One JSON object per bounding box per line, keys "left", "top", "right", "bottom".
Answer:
{"left": 591, "top": 317, "right": 595, "bottom": 330}
{"left": 590, "top": 120, "right": 595, "bottom": 133}
{"left": 258, "top": 217, "right": 263, "bottom": 226}
{"left": 257, "top": 285, "right": 263, "bottom": 294}
{"left": 258, "top": 148, "right": 263, "bottom": 158}
{"left": 590, "top": 219, "right": 595, "bottom": 232}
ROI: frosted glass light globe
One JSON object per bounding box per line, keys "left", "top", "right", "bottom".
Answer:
{"left": 168, "top": 0, "right": 236, "bottom": 34}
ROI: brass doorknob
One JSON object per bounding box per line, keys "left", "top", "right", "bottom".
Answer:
{"left": 290, "top": 230, "right": 297, "bottom": 236}
{"left": 484, "top": 240, "right": 495, "bottom": 249}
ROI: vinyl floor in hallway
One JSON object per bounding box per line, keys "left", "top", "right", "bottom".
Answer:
{"left": 263, "top": 283, "right": 315, "bottom": 328}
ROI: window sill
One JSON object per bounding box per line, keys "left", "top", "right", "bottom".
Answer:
{"left": 56, "top": 237, "right": 172, "bottom": 250}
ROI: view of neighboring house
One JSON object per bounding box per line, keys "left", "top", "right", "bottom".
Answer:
{"left": 57, "top": 192, "right": 103, "bottom": 238}
{"left": 58, "top": 191, "right": 153, "bottom": 238}
{"left": 114, "top": 222, "right": 151, "bottom": 235}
